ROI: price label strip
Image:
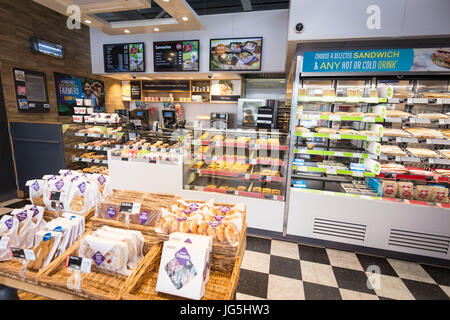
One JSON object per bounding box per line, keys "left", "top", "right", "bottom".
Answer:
{"left": 66, "top": 255, "right": 92, "bottom": 273}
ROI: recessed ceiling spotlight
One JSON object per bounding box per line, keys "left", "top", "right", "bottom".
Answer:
{"left": 182, "top": 16, "right": 189, "bottom": 21}
{"left": 124, "top": 29, "right": 130, "bottom": 33}
{"left": 153, "top": 27, "right": 160, "bottom": 32}
{"left": 84, "top": 19, "right": 92, "bottom": 24}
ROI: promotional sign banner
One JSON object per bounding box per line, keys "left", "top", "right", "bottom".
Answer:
{"left": 302, "top": 48, "right": 450, "bottom": 73}
{"left": 54, "top": 73, "right": 105, "bottom": 116}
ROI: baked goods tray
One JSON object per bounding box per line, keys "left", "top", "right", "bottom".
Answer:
{"left": 121, "top": 240, "right": 244, "bottom": 300}
{"left": 37, "top": 233, "right": 158, "bottom": 300}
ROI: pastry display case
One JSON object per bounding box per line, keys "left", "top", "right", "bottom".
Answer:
{"left": 183, "top": 128, "right": 289, "bottom": 201}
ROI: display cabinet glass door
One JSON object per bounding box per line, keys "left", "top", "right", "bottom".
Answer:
{"left": 237, "top": 99, "right": 267, "bottom": 128}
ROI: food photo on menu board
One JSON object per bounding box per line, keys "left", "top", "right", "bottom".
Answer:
{"left": 54, "top": 72, "right": 105, "bottom": 116}
{"left": 153, "top": 40, "right": 199, "bottom": 72}
{"left": 104, "top": 42, "right": 145, "bottom": 72}
{"left": 210, "top": 37, "right": 262, "bottom": 71}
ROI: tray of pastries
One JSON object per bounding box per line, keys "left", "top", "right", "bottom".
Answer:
{"left": 404, "top": 128, "right": 444, "bottom": 139}
{"left": 406, "top": 147, "right": 440, "bottom": 158}
{"left": 386, "top": 110, "right": 412, "bottom": 118}
{"left": 383, "top": 128, "right": 411, "bottom": 137}
{"left": 315, "top": 127, "right": 337, "bottom": 134}
{"left": 415, "top": 113, "right": 449, "bottom": 119}
{"left": 381, "top": 145, "right": 407, "bottom": 156}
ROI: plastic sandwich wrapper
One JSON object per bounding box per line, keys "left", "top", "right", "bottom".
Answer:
{"left": 156, "top": 234, "right": 211, "bottom": 300}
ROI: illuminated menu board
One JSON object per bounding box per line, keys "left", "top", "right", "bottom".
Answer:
{"left": 153, "top": 40, "right": 199, "bottom": 72}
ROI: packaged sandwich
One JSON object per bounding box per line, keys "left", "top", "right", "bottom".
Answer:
{"left": 414, "top": 185, "right": 433, "bottom": 202}
{"left": 93, "top": 229, "right": 141, "bottom": 269}
{"left": 0, "top": 215, "right": 20, "bottom": 261}
{"left": 24, "top": 205, "right": 47, "bottom": 232}
{"left": 46, "top": 218, "right": 76, "bottom": 256}
{"left": 382, "top": 180, "right": 398, "bottom": 198}
{"left": 431, "top": 186, "right": 449, "bottom": 204}
{"left": 61, "top": 213, "right": 86, "bottom": 238}
{"left": 78, "top": 234, "right": 130, "bottom": 276}
{"left": 27, "top": 231, "right": 62, "bottom": 272}
{"left": 398, "top": 182, "right": 414, "bottom": 199}
{"left": 10, "top": 209, "right": 36, "bottom": 249}
{"left": 99, "top": 226, "right": 144, "bottom": 262}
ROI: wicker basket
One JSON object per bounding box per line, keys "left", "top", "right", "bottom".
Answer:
{"left": 0, "top": 239, "right": 73, "bottom": 284}
{"left": 121, "top": 241, "right": 243, "bottom": 300}
{"left": 37, "top": 233, "right": 158, "bottom": 300}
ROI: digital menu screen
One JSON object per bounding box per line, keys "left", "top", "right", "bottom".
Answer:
{"left": 210, "top": 37, "right": 262, "bottom": 71}
{"left": 153, "top": 40, "right": 199, "bottom": 72}
{"left": 104, "top": 43, "right": 145, "bottom": 72}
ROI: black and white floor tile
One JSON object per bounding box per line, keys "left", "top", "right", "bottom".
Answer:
{"left": 236, "top": 235, "right": 450, "bottom": 300}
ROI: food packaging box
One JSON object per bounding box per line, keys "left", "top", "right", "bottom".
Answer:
{"left": 169, "top": 232, "right": 212, "bottom": 283}
{"left": 84, "top": 99, "right": 92, "bottom": 106}
{"left": 86, "top": 108, "right": 94, "bottom": 115}
{"left": 84, "top": 116, "right": 93, "bottom": 123}
{"left": 72, "top": 115, "right": 83, "bottom": 123}
{"left": 156, "top": 240, "right": 209, "bottom": 300}
{"left": 76, "top": 99, "right": 84, "bottom": 106}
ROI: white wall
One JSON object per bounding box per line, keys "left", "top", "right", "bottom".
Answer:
{"left": 90, "top": 9, "right": 289, "bottom": 74}
{"left": 288, "top": 0, "right": 450, "bottom": 42}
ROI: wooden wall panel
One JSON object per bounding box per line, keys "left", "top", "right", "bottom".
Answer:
{"left": 0, "top": 0, "right": 123, "bottom": 124}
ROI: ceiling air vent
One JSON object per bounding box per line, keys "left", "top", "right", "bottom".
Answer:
{"left": 313, "top": 218, "right": 366, "bottom": 242}
{"left": 388, "top": 228, "right": 450, "bottom": 255}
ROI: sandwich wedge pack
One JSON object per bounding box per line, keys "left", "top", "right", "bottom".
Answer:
{"left": 78, "top": 234, "right": 130, "bottom": 276}
{"left": 156, "top": 239, "right": 209, "bottom": 300}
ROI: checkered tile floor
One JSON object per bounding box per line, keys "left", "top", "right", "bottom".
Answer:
{"left": 236, "top": 235, "right": 450, "bottom": 300}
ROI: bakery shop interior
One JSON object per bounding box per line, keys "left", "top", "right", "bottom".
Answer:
{"left": 0, "top": 0, "right": 449, "bottom": 302}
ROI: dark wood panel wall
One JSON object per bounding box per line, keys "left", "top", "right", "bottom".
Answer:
{"left": 0, "top": 0, "right": 124, "bottom": 123}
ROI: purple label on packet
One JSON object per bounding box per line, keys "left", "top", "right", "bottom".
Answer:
{"left": 71, "top": 176, "right": 79, "bottom": 183}
{"left": 98, "top": 175, "right": 106, "bottom": 186}
{"left": 31, "top": 180, "right": 40, "bottom": 192}
{"left": 175, "top": 247, "right": 190, "bottom": 265}
{"left": 189, "top": 203, "right": 199, "bottom": 211}
{"left": 77, "top": 182, "right": 86, "bottom": 194}
{"left": 48, "top": 175, "right": 57, "bottom": 181}
{"left": 31, "top": 206, "right": 39, "bottom": 217}
{"left": 220, "top": 206, "right": 231, "bottom": 214}
{"left": 182, "top": 210, "right": 191, "bottom": 216}
{"left": 177, "top": 217, "right": 187, "bottom": 222}
{"left": 92, "top": 251, "right": 105, "bottom": 265}
{"left": 5, "top": 218, "right": 13, "bottom": 230}
{"left": 64, "top": 171, "right": 72, "bottom": 176}
{"left": 55, "top": 179, "right": 64, "bottom": 191}
{"left": 139, "top": 211, "right": 149, "bottom": 224}
{"left": 208, "top": 221, "right": 221, "bottom": 228}
{"left": 213, "top": 215, "right": 225, "bottom": 222}
{"left": 16, "top": 211, "right": 28, "bottom": 222}
{"left": 184, "top": 239, "right": 192, "bottom": 244}
{"left": 107, "top": 207, "right": 116, "bottom": 218}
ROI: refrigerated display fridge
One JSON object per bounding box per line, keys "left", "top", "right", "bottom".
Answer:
{"left": 285, "top": 52, "right": 450, "bottom": 261}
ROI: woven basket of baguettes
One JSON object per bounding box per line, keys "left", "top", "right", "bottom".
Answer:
{"left": 37, "top": 232, "right": 158, "bottom": 300}
{"left": 121, "top": 241, "right": 243, "bottom": 300}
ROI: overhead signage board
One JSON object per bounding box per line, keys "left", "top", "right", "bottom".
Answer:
{"left": 302, "top": 48, "right": 450, "bottom": 73}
